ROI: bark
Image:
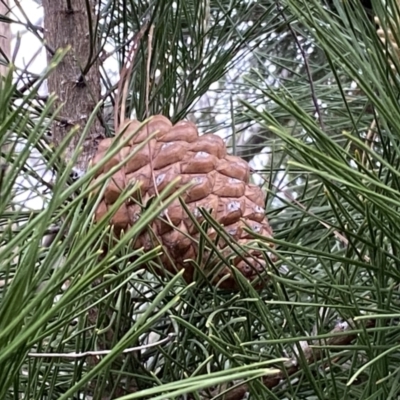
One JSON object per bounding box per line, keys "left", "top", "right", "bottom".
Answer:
{"left": 42, "top": 0, "right": 104, "bottom": 170}
{"left": 0, "top": 0, "right": 10, "bottom": 76}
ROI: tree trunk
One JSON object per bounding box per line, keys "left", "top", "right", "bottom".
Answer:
{"left": 42, "top": 0, "right": 104, "bottom": 171}
{"left": 0, "top": 0, "right": 10, "bottom": 76}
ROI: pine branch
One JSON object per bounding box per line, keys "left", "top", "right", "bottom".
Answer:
{"left": 209, "top": 319, "right": 376, "bottom": 400}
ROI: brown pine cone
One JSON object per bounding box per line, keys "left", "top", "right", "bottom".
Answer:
{"left": 90, "top": 115, "right": 276, "bottom": 290}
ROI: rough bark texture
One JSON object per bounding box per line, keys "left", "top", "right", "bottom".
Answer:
{"left": 0, "top": 0, "right": 10, "bottom": 76}
{"left": 42, "top": 0, "right": 104, "bottom": 170}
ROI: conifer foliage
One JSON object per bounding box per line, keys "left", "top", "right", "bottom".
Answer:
{"left": 1, "top": 1, "right": 400, "bottom": 399}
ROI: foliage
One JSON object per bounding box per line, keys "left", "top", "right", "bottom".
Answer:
{"left": 2, "top": 0, "right": 400, "bottom": 399}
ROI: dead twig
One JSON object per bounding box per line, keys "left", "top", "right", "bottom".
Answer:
{"left": 28, "top": 333, "right": 175, "bottom": 359}
{"left": 114, "top": 24, "right": 149, "bottom": 133}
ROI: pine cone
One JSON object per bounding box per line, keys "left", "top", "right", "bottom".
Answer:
{"left": 91, "top": 115, "right": 275, "bottom": 290}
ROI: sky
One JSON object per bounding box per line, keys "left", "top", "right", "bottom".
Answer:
{"left": 11, "top": 0, "right": 45, "bottom": 79}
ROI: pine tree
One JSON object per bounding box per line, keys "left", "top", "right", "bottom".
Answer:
{"left": 1, "top": 1, "right": 400, "bottom": 399}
